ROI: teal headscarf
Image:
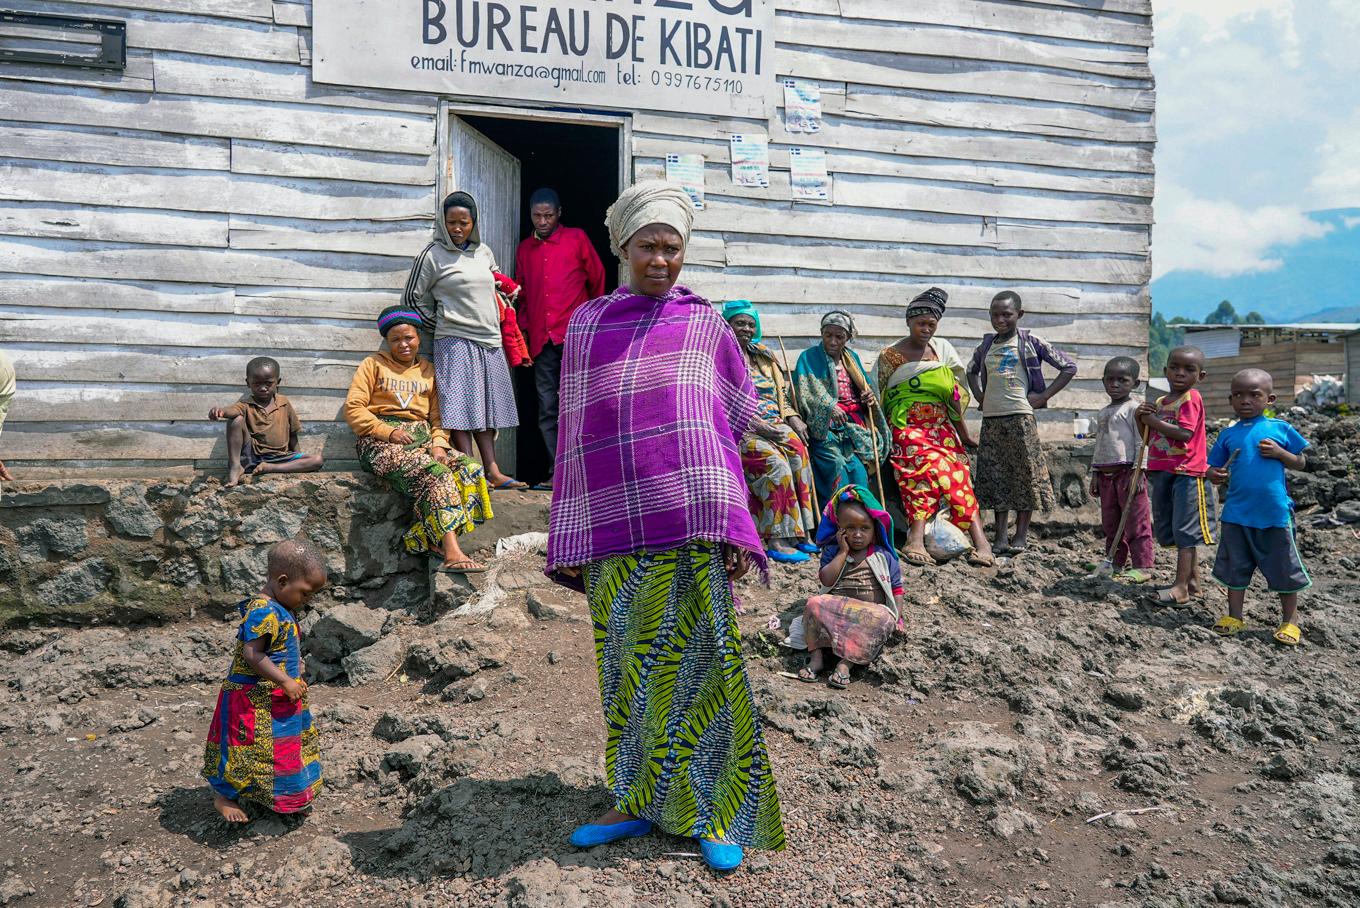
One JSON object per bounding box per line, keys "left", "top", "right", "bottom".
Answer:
{"left": 721, "top": 299, "right": 763, "bottom": 345}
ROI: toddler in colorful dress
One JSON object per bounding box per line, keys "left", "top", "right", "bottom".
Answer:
{"left": 203, "top": 540, "right": 327, "bottom": 823}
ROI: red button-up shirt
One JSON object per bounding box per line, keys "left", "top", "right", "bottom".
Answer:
{"left": 513, "top": 226, "right": 608, "bottom": 357}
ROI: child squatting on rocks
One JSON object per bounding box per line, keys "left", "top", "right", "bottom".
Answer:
{"left": 1139, "top": 345, "right": 1216, "bottom": 606}
{"left": 1089, "top": 356, "right": 1155, "bottom": 583}
{"left": 1206, "top": 369, "right": 1311, "bottom": 646}
{"left": 208, "top": 356, "right": 324, "bottom": 487}
{"left": 967, "top": 290, "right": 1078, "bottom": 555}
{"left": 800, "top": 485, "right": 905, "bottom": 690}
{"left": 203, "top": 540, "right": 327, "bottom": 823}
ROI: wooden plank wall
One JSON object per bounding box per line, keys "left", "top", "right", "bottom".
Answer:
{"left": 0, "top": 0, "right": 1154, "bottom": 476}
{"left": 1198, "top": 342, "right": 1347, "bottom": 419}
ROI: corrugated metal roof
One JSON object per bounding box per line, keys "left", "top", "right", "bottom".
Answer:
{"left": 1184, "top": 323, "right": 1360, "bottom": 334}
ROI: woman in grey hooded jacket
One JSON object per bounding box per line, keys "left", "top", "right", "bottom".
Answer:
{"left": 403, "top": 191, "right": 526, "bottom": 490}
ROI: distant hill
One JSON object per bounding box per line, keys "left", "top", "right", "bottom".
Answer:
{"left": 1294, "top": 305, "right": 1360, "bottom": 324}
{"left": 1152, "top": 209, "right": 1360, "bottom": 323}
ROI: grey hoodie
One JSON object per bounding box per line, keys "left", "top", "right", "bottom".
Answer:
{"left": 402, "top": 193, "right": 501, "bottom": 348}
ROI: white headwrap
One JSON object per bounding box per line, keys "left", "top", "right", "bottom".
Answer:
{"left": 605, "top": 180, "right": 695, "bottom": 259}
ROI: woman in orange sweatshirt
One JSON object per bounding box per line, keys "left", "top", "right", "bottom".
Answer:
{"left": 344, "top": 306, "right": 493, "bottom": 573}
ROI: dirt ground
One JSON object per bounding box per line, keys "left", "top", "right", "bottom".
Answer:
{"left": 2, "top": 512, "right": 1359, "bottom": 907}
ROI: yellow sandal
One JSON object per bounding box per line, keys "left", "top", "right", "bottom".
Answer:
{"left": 1273, "top": 623, "right": 1301, "bottom": 646}
{"left": 1213, "top": 616, "right": 1246, "bottom": 637}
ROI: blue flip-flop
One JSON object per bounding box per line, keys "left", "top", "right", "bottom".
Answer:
{"left": 492, "top": 478, "right": 529, "bottom": 491}
{"left": 795, "top": 542, "right": 818, "bottom": 554}
{"left": 569, "top": 818, "right": 652, "bottom": 848}
{"left": 766, "top": 549, "right": 811, "bottom": 565}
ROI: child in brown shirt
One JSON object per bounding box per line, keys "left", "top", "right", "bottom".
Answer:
{"left": 209, "top": 356, "right": 324, "bottom": 486}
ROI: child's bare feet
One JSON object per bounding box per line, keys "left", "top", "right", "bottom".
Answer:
{"left": 214, "top": 794, "right": 249, "bottom": 823}
{"left": 224, "top": 461, "right": 246, "bottom": 488}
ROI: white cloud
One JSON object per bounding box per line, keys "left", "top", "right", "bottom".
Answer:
{"left": 1157, "top": 0, "right": 1300, "bottom": 67}
{"left": 1344, "top": 216, "right": 1360, "bottom": 230}
{"left": 1309, "top": 116, "right": 1360, "bottom": 208}
{"left": 1152, "top": 182, "right": 1332, "bottom": 280}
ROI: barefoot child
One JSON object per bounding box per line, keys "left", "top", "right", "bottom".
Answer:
{"left": 1089, "top": 356, "right": 1154, "bottom": 583}
{"left": 1138, "top": 346, "right": 1216, "bottom": 606}
{"left": 203, "top": 541, "right": 327, "bottom": 823}
{"left": 967, "top": 291, "right": 1078, "bottom": 554}
{"left": 1206, "top": 369, "right": 1310, "bottom": 645}
{"left": 800, "top": 485, "right": 904, "bottom": 690}
{"left": 208, "top": 357, "right": 324, "bottom": 487}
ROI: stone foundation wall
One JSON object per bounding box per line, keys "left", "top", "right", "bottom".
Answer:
{"left": 0, "top": 474, "right": 550, "bottom": 627}
{"left": 0, "top": 445, "right": 1096, "bottom": 627}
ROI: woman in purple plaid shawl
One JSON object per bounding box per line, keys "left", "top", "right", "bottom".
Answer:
{"left": 546, "top": 181, "right": 786, "bottom": 871}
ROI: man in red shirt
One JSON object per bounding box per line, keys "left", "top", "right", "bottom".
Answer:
{"left": 514, "top": 188, "right": 608, "bottom": 490}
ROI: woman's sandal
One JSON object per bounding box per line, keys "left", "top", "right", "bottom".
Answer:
{"left": 492, "top": 478, "right": 530, "bottom": 491}
{"left": 434, "top": 559, "right": 487, "bottom": 575}
{"left": 902, "top": 549, "right": 935, "bottom": 567}
{"left": 1213, "top": 615, "right": 1246, "bottom": 637}
{"left": 1273, "top": 622, "right": 1301, "bottom": 646}
{"left": 967, "top": 552, "right": 996, "bottom": 568}
{"left": 827, "top": 668, "right": 851, "bottom": 690}
{"left": 796, "top": 665, "right": 818, "bottom": 683}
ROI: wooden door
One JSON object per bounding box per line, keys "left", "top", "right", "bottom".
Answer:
{"left": 450, "top": 116, "right": 520, "bottom": 275}
{"left": 449, "top": 116, "right": 522, "bottom": 473}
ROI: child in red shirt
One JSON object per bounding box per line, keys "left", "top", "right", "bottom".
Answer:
{"left": 1138, "top": 346, "right": 1217, "bottom": 606}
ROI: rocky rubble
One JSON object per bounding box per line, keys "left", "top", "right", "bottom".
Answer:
{"left": 1, "top": 416, "right": 1359, "bottom": 906}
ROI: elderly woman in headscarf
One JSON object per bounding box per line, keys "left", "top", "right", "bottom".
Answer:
{"left": 793, "top": 310, "right": 890, "bottom": 507}
{"left": 344, "top": 305, "right": 494, "bottom": 573}
{"left": 402, "top": 190, "right": 527, "bottom": 490}
{"left": 877, "top": 288, "right": 994, "bottom": 567}
{"left": 722, "top": 299, "right": 818, "bottom": 565}
{"left": 546, "top": 182, "right": 785, "bottom": 872}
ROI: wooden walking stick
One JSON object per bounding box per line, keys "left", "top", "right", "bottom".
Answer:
{"left": 774, "top": 334, "right": 802, "bottom": 415}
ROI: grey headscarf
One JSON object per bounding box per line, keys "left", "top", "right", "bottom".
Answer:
{"left": 821, "top": 310, "right": 856, "bottom": 339}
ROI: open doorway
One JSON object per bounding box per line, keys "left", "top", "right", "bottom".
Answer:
{"left": 445, "top": 108, "right": 626, "bottom": 485}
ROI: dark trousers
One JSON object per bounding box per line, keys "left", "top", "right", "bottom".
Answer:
{"left": 535, "top": 342, "right": 563, "bottom": 477}
{"left": 1097, "top": 466, "right": 1155, "bottom": 569}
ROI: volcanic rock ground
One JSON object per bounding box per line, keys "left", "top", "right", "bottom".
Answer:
{"left": 2, "top": 465, "right": 1359, "bottom": 907}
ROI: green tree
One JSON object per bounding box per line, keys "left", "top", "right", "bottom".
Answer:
{"left": 1244, "top": 310, "right": 1266, "bottom": 324}
{"left": 1205, "top": 300, "right": 1239, "bottom": 325}
{"left": 1149, "top": 311, "right": 1189, "bottom": 373}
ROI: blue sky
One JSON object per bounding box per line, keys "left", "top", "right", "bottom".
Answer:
{"left": 1150, "top": 1, "right": 1360, "bottom": 319}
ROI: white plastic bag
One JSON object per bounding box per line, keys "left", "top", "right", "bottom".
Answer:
{"left": 924, "top": 512, "right": 972, "bottom": 562}
{"left": 781, "top": 614, "right": 807, "bottom": 650}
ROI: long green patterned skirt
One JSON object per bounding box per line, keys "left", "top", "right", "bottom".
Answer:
{"left": 584, "top": 541, "right": 785, "bottom": 850}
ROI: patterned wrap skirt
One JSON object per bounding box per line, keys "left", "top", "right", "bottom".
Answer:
{"left": 739, "top": 423, "right": 817, "bottom": 542}
{"left": 356, "top": 419, "right": 493, "bottom": 554}
{"left": 887, "top": 402, "right": 980, "bottom": 529}
{"left": 584, "top": 541, "right": 786, "bottom": 850}
{"left": 434, "top": 335, "right": 519, "bottom": 431}
{"left": 203, "top": 678, "right": 321, "bottom": 813}
{"left": 803, "top": 594, "right": 897, "bottom": 665}
{"left": 975, "top": 413, "right": 1056, "bottom": 512}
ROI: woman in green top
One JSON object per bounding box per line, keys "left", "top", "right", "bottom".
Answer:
{"left": 877, "top": 289, "right": 994, "bottom": 567}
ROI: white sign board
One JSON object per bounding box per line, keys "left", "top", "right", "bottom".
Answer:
{"left": 314, "top": 0, "right": 776, "bottom": 119}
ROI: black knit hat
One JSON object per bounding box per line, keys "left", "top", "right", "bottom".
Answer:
{"left": 905, "top": 287, "right": 948, "bottom": 320}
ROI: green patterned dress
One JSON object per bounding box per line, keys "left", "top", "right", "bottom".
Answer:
{"left": 584, "top": 541, "right": 785, "bottom": 849}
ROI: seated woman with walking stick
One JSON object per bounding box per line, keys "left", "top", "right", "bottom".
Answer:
{"left": 723, "top": 299, "right": 818, "bottom": 564}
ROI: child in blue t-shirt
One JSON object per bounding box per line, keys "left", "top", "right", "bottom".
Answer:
{"left": 1206, "top": 368, "right": 1310, "bottom": 646}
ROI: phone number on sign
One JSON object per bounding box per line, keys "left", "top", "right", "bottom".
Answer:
{"left": 651, "top": 71, "right": 745, "bottom": 93}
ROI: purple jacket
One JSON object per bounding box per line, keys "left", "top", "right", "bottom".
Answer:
{"left": 966, "top": 328, "right": 1076, "bottom": 408}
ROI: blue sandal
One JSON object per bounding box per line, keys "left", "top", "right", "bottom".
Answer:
{"left": 699, "top": 838, "right": 744, "bottom": 871}
{"left": 766, "top": 549, "right": 811, "bottom": 565}
{"left": 569, "top": 818, "right": 652, "bottom": 848}
{"left": 795, "top": 542, "right": 818, "bottom": 554}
